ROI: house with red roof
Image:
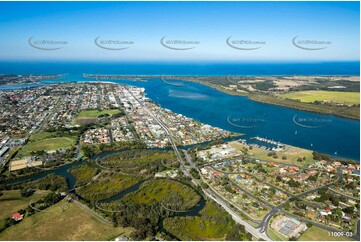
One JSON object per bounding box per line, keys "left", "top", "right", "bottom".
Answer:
{"left": 289, "top": 166, "right": 299, "bottom": 173}
{"left": 212, "top": 172, "right": 221, "bottom": 179}
{"left": 12, "top": 213, "right": 23, "bottom": 221}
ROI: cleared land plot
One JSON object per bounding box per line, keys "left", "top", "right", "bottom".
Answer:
{"left": 9, "top": 159, "right": 42, "bottom": 171}
{"left": 0, "top": 199, "right": 129, "bottom": 241}
{"left": 229, "top": 141, "right": 315, "bottom": 166}
{"left": 77, "top": 109, "right": 121, "bottom": 118}
{"left": 72, "top": 109, "right": 121, "bottom": 125}
{"left": 0, "top": 190, "right": 47, "bottom": 220}
{"left": 278, "top": 91, "right": 360, "bottom": 105}
{"left": 297, "top": 226, "right": 352, "bottom": 241}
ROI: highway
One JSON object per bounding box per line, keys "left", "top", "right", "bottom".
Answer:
{"left": 123, "top": 86, "right": 358, "bottom": 241}
{"left": 124, "top": 86, "right": 271, "bottom": 241}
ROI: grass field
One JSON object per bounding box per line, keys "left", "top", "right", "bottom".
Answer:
{"left": 229, "top": 141, "right": 315, "bottom": 166}
{"left": 267, "top": 227, "right": 289, "bottom": 241}
{"left": 278, "top": 91, "right": 360, "bottom": 105}
{"left": 297, "top": 226, "right": 352, "bottom": 241}
{"left": 163, "top": 201, "right": 234, "bottom": 240}
{"left": 72, "top": 109, "right": 121, "bottom": 125}
{"left": 0, "top": 199, "right": 129, "bottom": 241}
{"left": 0, "top": 190, "right": 48, "bottom": 220}
{"left": 16, "top": 136, "right": 75, "bottom": 158}
{"left": 77, "top": 109, "right": 121, "bottom": 118}
{"left": 124, "top": 179, "right": 200, "bottom": 210}
{"left": 28, "top": 132, "right": 57, "bottom": 141}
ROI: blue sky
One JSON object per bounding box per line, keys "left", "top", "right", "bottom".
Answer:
{"left": 0, "top": 1, "right": 359, "bottom": 61}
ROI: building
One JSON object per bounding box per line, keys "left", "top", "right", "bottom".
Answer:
{"left": 12, "top": 213, "right": 23, "bottom": 221}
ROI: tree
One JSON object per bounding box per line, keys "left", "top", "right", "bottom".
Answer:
{"left": 226, "top": 224, "right": 250, "bottom": 241}
{"left": 20, "top": 188, "right": 34, "bottom": 197}
{"left": 342, "top": 206, "right": 354, "bottom": 214}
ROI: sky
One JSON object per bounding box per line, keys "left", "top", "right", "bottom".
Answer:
{"left": 0, "top": 1, "right": 359, "bottom": 62}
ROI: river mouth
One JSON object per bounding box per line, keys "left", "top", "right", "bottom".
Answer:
{"left": 2, "top": 76, "right": 359, "bottom": 161}
{"left": 37, "top": 77, "right": 361, "bottom": 161}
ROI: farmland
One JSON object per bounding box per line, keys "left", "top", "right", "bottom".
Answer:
{"left": 277, "top": 91, "right": 360, "bottom": 105}
{"left": 0, "top": 190, "right": 48, "bottom": 220}
{"left": 0, "top": 199, "right": 129, "bottom": 241}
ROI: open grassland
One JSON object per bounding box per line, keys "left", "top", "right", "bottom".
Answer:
{"left": 278, "top": 91, "right": 360, "bottom": 105}
{"left": 124, "top": 179, "right": 200, "bottom": 210}
{"left": 0, "top": 190, "right": 48, "bottom": 220}
{"left": 77, "top": 109, "right": 121, "bottom": 118}
{"left": 24, "top": 137, "right": 74, "bottom": 151}
{"left": 250, "top": 94, "right": 360, "bottom": 120}
{"left": 163, "top": 201, "right": 234, "bottom": 240}
{"left": 267, "top": 227, "right": 289, "bottom": 241}
{"left": 297, "top": 226, "right": 352, "bottom": 241}
{"left": 16, "top": 133, "right": 76, "bottom": 158}
{"left": 180, "top": 77, "right": 360, "bottom": 119}
{"left": 0, "top": 199, "right": 129, "bottom": 241}
{"left": 229, "top": 141, "right": 315, "bottom": 166}
{"left": 28, "top": 132, "right": 58, "bottom": 141}
{"left": 72, "top": 109, "right": 121, "bottom": 125}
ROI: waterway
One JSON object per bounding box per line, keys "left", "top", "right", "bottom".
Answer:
{"left": 0, "top": 61, "right": 359, "bottom": 161}
{"left": 46, "top": 75, "right": 359, "bottom": 161}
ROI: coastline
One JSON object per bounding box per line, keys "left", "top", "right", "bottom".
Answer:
{"left": 176, "top": 77, "right": 360, "bottom": 120}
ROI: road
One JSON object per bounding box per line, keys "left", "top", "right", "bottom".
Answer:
{"left": 182, "top": 149, "right": 270, "bottom": 240}
{"left": 259, "top": 167, "right": 345, "bottom": 234}
{"left": 72, "top": 199, "right": 113, "bottom": 225}
{"left": 124, "top": 86, "right": 270, "bottom": 241}
{"left": 124, "top": 86, "right": 358, "bottom": 241}
{"left": 198, "top": 153, "right": 358, "bottom": 239}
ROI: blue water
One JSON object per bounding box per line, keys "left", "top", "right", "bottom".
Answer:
{"left": 0, "top": 61, "right": 359, "bottom": 76}
{"left": 0, "top": 61, "right": 359, "bottom": 161}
